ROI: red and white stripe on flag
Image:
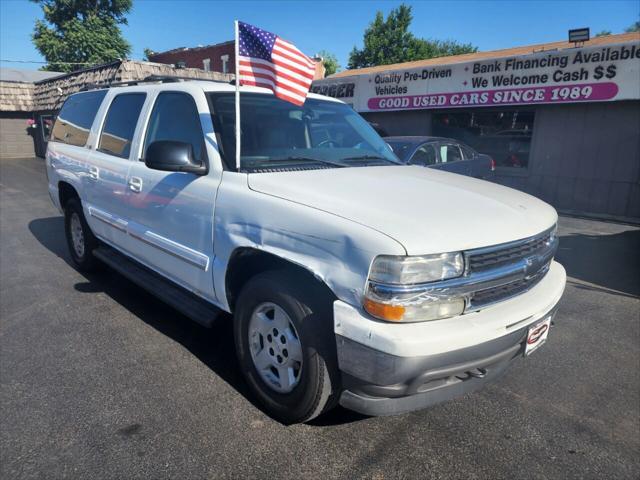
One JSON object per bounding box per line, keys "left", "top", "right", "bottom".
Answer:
{"left": 239, "top": 37, "right": 316, "bottom": 106}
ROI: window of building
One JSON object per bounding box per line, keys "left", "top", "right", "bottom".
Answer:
{"left": 98, "top": 93, "right": 146, "bottom": 158}
{"left": 203, "top": 58, "right": 211, "bottom": 72}
{"left": 50, "top": 90, "right": 107, "bottom": 147}
{"left": 221, "top": 54, "right": 229, "bottom": 74}
{"left": 432, "top": 110, "right": 535, "bottom": 169}
{"left": 143, "top": 92, "right": 205, "bottom": 162}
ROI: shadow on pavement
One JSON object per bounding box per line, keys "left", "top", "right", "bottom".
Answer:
{"left": 28, "top": 216, "right": 367, "bottom": 427}
{"left": 556, "top": 229, "right": 640, "bottom": 298}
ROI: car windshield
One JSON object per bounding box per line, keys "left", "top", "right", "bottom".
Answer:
{"left": 208, "top": 93, "right": 400, "bottom": 171}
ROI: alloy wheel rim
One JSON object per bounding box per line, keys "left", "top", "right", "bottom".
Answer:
{"left": 248, "top": 302, "right": 303, "bottom": 394}
{"left": 70, "top": 213, "right": 85, "bottom": 258}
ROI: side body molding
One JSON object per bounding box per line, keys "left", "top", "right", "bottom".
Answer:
{"left": 87, "top": 204, "right": 211, "bottom": 272}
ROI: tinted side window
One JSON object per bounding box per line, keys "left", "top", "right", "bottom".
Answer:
{"left": 440, "top": 145, "right": 463, "bottom": 163}
{"left": 50, "top": 90, "right": 107, "bottom": 147}
{"left": 98, "top": 93, "right": 146, "bottom": 158}
{"left": 144, "top": 92, "right": 204, "bottom": 161}
{"left": 460, "top": 145, "right": 476, "bottom": 159}
{"left": 410, "top": 144, "right": 436, "bottom": 165}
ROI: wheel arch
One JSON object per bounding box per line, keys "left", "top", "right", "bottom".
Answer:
{"left": 224, "top": 247, "right": 337, "bottom": 313}
{"left": 58, "top": 181, "right": 80, "bottom": 209}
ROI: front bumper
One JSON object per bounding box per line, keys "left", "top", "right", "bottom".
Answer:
{"left": 334, "top": 261, "right": 566, "bottom": 416}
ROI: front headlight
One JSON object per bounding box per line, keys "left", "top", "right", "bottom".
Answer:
{"left": 364, "top": 253, "right": 466, "bottom": 323}
{"left": 369, "top": 252, "right": 464, "bottom": 284}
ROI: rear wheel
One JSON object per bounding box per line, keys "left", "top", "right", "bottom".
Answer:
{"left": 64, "top": 198, "right": 100, "bottom": 272}
{"left": 234, "top": 270, "right": 339, "bottom": 424}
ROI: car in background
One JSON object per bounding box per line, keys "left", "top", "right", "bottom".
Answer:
{"left": 385, "top": 136, "right": 496, "bottom": 179}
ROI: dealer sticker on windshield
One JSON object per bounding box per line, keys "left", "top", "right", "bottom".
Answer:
{"left": 525, "top": 316, "right": 552, "bottom": 356}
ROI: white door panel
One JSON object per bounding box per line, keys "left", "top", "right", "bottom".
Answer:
{"left": 123, "top": 90, "right": 219, "bottom": 301}
{"left": 84, "top": 149, "right": 132, "bottom": 248}
{"left": 124, "top": 166, "right": 217, "bottom": 300}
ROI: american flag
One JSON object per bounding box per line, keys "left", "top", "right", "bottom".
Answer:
{"left": 237, "top": 21, "right": 316, "bottom": 106}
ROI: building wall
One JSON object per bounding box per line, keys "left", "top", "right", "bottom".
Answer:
{"left": 149, "top": 43, "right": 235, "bottom": 73}
{"left": 362, "top": 111, "right": 432, "bottom": 137}
{"left": 497, "top": 100, "right": 640, "bottom": 220}
{"left": 360, "top": 101, "right": 640, "bottom": 221}
{"left": 0, "top": 113, "right": 36, "bottom": 159}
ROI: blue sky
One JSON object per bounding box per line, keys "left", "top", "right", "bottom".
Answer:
{"left": 1, "top": 0, "right": 638, "bottom": 71}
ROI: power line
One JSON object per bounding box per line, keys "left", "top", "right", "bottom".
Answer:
{"left": 1, "top": 58, "right": 129, "bottom": 65}
{"left": 1, "top": 59, "right": 103, "bottom": 65}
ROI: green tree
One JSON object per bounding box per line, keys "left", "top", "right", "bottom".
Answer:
{"left": 317, "top": 50, "right": 340, "bottom": 76}
{"left": 31, "top": 0, "right": 132, "bottom": 72}
{"left": 595, "top": 30, "right": 612, "bottom": 37}
{"left": 348, "top": 4, "right": 477, "bottom": 69}
{"left": 626, "top": 21, "right": 640, "bottom": 32}
{"left": 143, "top": 48, "right": 155, "bottom": 61}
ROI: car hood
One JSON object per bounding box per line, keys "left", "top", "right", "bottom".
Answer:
{"left": 247, "top": 166, "right": 557, "bottom": 255}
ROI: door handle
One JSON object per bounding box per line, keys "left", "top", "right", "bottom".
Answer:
{"left": 128, "top": 176, "right": 143, "bottom": 193}
{"left": 88, "top": 166, "right": 99, "bottom": 180}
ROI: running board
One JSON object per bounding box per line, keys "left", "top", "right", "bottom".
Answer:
{"left": 93, "top": 246, "right": 222, "bottom": 328}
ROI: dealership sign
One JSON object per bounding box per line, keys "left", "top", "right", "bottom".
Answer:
{"left": 311, "top": 41, "right": 640, "bottom": 112}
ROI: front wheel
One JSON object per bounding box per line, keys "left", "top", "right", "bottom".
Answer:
{"left": 233, "top": 270, "right": 339, "bottom": 424}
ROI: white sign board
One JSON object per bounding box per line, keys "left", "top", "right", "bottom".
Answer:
{"left": 312, "top": 41, "right": 640, "bottom": 112}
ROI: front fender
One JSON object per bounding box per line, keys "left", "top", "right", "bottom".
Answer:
{"left": 212, "top": 172, "right": 406, "bottom": 312}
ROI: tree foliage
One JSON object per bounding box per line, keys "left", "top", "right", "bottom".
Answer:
{"left": 595, "top": 30, "right": 612, "bottom": 37}
{"left": 626, "top": 21, "right": 640, "bottom": 32}
{"left": 143, "top": 48, "right": 155, "bottom": 61}
{"left": 317, "top": 50, "right": 340, "bottom": 76}
{"left": 31, "top": 0, "right": 132, "bottom": 72}
{"left": 348, "top": 4, "right": 477, "bottom": 69}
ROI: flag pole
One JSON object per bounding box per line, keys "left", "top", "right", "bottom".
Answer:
{"left": 234, "top": 20, "right": 241, "bottom": 171}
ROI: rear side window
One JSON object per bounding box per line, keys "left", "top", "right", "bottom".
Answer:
{"left": 440, "top": 144, "right": 463, "bottom": 163}
{"left": 98, "top": 93, "right": 146, "bottom": 158}
{"left": 460, "top": 145, "right": 476, "bottom": 160}
{"left": 143, "top": 92, "right": 205, "bottom": 162}
{"left": 50, "top": 90, "right": 107, "bottom": 147}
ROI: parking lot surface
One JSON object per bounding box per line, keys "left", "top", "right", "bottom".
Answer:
{"left": 1, "top": 157, "right": 639, "bottom": 479}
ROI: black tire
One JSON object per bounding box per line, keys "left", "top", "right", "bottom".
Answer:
{"left": 64, "top": 198, "right": 100, "bottom": 272}
{"left": 233, "top": 270, "right": 340, "bottom": 424}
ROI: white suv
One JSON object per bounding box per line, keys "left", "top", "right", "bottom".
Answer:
{"left": 46, "top": 77, "right": 566, "bottom": 423}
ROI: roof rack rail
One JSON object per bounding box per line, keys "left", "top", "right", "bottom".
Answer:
{"left": 79, "top": 79, "right": 138, "bottom": 91}
{"left": 78, "top": 74, "right": 233, "bottom": 92}
{"left": 79, "top": 82, "right": 110, "bottom": 91}
{"left": 141, "top": 74, "right": 232, "bottom": 85}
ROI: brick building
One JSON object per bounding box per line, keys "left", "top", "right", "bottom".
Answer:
{"left": 148, "top": 41, "right": 236, "bottom": 74}
{"left": 148, "top": 40, "right": 326, "bottom": 78}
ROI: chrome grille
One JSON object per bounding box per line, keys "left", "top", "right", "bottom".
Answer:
{"left": 464, "top": 227, "right": 557, "bottom": 310}
{"left": 467, "top": 263, "right": 550, "bottom": 310}
{"left": 467, "top": 230, "right": 552, "bottom": 273}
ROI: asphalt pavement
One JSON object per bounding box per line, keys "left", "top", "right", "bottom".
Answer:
{"left": 1, "top": 157, "right": 638, "bottom": 479}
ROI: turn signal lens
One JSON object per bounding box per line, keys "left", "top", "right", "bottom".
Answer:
{"left": 363, "top": 298, "right": 405, "bottom": 322}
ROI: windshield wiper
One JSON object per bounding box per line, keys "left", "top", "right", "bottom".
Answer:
{"left": 269, "top": 156, "right": 347, "bottom": 168}
{"left": 339, "top": 154, "right": 399, "bottom": 165}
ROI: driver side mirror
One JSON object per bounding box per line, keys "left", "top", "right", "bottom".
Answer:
{"left": 144, "top": 140, "right": 207, "bottom": 174}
